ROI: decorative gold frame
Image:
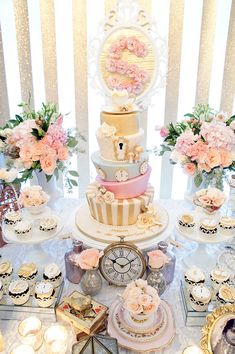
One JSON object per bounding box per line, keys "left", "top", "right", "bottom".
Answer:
{"left": 200, "top": 304, "right": 235, "bottom": 353}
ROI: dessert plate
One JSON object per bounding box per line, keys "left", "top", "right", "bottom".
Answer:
{"left": 108, "top": 300, "right": 175, "bottom": 352}
{"left": 2, "top": 212, "right": 63, "bottom": 245}
{"left": 73, "top": 202, "right": 170, "bottom": 250}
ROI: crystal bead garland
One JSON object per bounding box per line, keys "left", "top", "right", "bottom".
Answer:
{"left": 226, "top": 175, "right": 235, "bottom": 217}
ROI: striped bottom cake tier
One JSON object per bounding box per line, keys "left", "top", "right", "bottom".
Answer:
{"left": 86, "top": 183, "right": 154, "bottom": 226}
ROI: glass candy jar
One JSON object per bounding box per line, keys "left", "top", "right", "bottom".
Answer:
{"left": 147, "top": 266, "right": 166, "bottom": 296}
{"left": 64, "top": 240, "right": 84, "bottom": 284}
{"left": 80, "top": 267, "right": 102, "bottom": 296}
{"left": 158, "top": 241, "right": 176, "bottom": 285}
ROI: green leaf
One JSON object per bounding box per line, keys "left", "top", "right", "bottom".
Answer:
{"left": 184, "top": 113, "right": 195, "bottom": 118}
{"left": 68, "top": 170, "right": 79, "bottom": 177}
{"left": 15, "top": 114, "right": 23, "bottom": 122}
{"left": 194, "top": 174, "right": 202, "bottom": 188}
{"left": 67, "top": 137, "right": 78, "bottom": 148}
{"left": 31, "top": 129, "right": 40, "bottom": 139}
{"left": 46, "top": 174, "right": 53, "bottom": 182}
{"left": 70, "top": 179, "right": 78, "bottom": 186}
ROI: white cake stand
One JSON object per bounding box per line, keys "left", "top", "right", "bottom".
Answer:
{"left": 175, "top": 221, "right": 235, "bottom": 269}
{"left": 2, "top": 209, "right": 63, "bottom": 265}
{"left": 72, "top": 202, "right": 171, "bottom": 251}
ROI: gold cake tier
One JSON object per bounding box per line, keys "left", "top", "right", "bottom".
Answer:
{"left": 101, "top": 111, "right": 139, "bottom": 136}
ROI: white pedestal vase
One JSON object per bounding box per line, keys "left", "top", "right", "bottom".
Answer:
{"left": 35, "top": 171, "right": 63, "bottom": 208}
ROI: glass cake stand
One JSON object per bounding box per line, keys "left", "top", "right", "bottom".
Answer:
{"left": 2, "top": 208, "right": 63, "bottom": 266}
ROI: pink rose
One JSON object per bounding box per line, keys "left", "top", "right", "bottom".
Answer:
{"left": 116, "top": 60, "right": 128, "bottom": 75}
{"left": 134, "top": 43, "right": 147, "bottom": 57}
{"left": 134, "top": 69, "right": 148, "bottom": 83}
{"left": 126, "top": 64, "right": 139, "bottom": 78}
{"left": 19, "top": 144, "right": 33, "bottom": 167}
{"left": 57, "top": 146, "right": 69, "bottom": 161}
{"left": 160, "top": 127, "right": 169, "bottom": 138}
{"left": 40, "top": 153, "right": 57, "bottom": 175}
{"left": 206, "top": 149, "right": 221, "bottom": 169}
{"left": 106, "top": 58, "right": 117, "bottom": 72}
{"left": 147, "top": 250, "right": 168, "bottom": 269}
{"left": 124, "top": 300, "right": 143, "bottom": 315}
{"left": 77, "top": 248, "right": 101, "bottom": 270}
{"left": 220, "top": 150, "right": 232, "bottom": 167}
{"left": 51, "top": 140, "right": 63, "bottom": 151}
{"left": 31, "top": 141, "right": 46, "bottom": 161}
{"left": 126, "top": 37, "right": 139, "bottom": 52}
{"left": 143, "top": 302, "right": 158, "bottom": 314}
{"left": 109, "top": 44, "right": 121, "bottom": 59}
{"left": 118, "top": 36, "right": 127, "bottom": 50}
{"left": 138, "top": 294, "right": 152, "bottom": 307}
{"left": 128, "top": 287, "right": 142, "bottom": 299}
{"left": 183, "top": 162, "right": 196, "bottom": 176}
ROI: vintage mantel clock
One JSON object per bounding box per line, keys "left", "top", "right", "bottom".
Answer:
{"left": 100, "top": 237, "right": 146, "bottom": 286}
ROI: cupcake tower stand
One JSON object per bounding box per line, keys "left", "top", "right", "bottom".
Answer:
{"left": 174, "top": 212, "right": 235, "bottom": 269}
{"left": 2, "top": 208, "right": 63, "bottom": 266}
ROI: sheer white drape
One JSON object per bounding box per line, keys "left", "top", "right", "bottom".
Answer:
{"left": 0, "top": 0, "right": 234, "bottom": 198}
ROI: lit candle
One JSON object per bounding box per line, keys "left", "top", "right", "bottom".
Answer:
{"left": 44, "top": 324, "right": 68, "bottom": 354}
{"left": 182, "top": 345, "right": 204, "bottom": 354}
{"left": 18, "top": 317, "right": 43, "bottom": 351}
{"left": 10, "top": 344, "right": 35, "bottom": 354}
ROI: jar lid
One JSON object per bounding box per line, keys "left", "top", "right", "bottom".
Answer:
{"left": 158, "top": 241, "right": 168, "bottom": 252}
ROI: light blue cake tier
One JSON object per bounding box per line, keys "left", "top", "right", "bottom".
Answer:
{"left": 91, "top": 151, "right": 149, "bottom": 182}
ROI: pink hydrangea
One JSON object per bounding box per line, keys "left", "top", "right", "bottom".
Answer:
{"left": 11, "top": 119, "right": 37, "bottom": 147}
{"left": 45, "top": 115, "right": 67, "bottom": 150}
{"left": 175, "top": 129, "right": 198, "bottom": 155}
{"left": 200, "top": 121, "right": 235, "bottom": 150}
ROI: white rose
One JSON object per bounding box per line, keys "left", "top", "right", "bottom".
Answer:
{"left": 96, "top": 123, "right": 116, "bottom": 139}
{"left": 0, "top": 140, "right": 5, "bottom": 150}
{"left": 4, "top": 168, "right": 18, "bottom": 182}
{"left": 103, "top": 191, "right": 115, "bottom": 204}
{"left": 0, "top": 130, "right": 5, "bottom": 138}
{"left": 135, "top": 279, "right": 148, "bottom": 289}
{"left": 170, "top": 150, "right": 188, "bottom": 164}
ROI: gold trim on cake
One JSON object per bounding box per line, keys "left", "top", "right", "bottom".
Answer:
{"left": 101, "top": 111, "right": 139, "bottom": 136}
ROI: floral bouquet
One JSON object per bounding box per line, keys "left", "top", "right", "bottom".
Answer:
{"left": 121, "top": 279, "right": 160, "bottom": 317}
{"left": 157, "top": 104, "right": 235, "bottom": 189}
{"left": 0, "top": 101, "right": 85, "bottom": 190}
{"left": 19, "top": 185, "right": 49, "bottom": 207}
{"left": 194, "top": 187, "right": 226, "bottom": 214}
{"left": 77, "top": 248, "right": 102, "bottom": 270}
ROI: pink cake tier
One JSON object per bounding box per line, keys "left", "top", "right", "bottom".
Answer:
{"left": 96, "top": 167, "right": 151, "bottom": 199}
{"left": 86, "top": 183, "right": 154, "bottom": 226}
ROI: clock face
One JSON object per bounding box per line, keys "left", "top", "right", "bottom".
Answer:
{"left": 100, "top": 244, "right": 146, "bottom": 286}
{"left": 139, "top": 160, "right": 148, "bottom": 175}
{"left": 115, "top": 169, "right": 129, "bottom": 182}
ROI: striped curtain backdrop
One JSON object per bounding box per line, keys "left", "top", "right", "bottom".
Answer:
{"left": 0, "top": 0, "right": 234, "bottom": 198}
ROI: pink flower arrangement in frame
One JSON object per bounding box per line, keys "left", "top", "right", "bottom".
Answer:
{"left": 106, "top": 36, "right": 148, "bottom": 95}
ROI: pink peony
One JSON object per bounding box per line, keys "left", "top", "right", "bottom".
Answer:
{"left": 77, "top": 248, "right": 101, "bottom": 270}
{"left": 40, "top": 153, "right": 57, "bottom": 175}
{"left": 160, "top": 127, "right": 169, "bottom": 138}
{"left": 57, "top": 146, "right": 69, "bottom": 161}
{"left": 147, "top": 250, "right": 168, "bottom": 269}
{"left": 183, "top": 162, "right": 196, "bottom": 176}
{"left": 31, "top": 141, "right": 46, "bottom": 161}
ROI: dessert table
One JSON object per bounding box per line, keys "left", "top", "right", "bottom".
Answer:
{"left": 0, "top": 198, "right": 228, "bottom": 353}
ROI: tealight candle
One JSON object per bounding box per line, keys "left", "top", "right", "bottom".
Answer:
{"left": 182, "top": 345, "right": 204, "bottom": 354}
{"left": 10, "top": 344, "right": 35, "bottom": 354}
{"left": 44, "top": 324, "right": 68, "bottom": 354}
{"left": 18, "top": 317, "right": 43, "bottom": 350}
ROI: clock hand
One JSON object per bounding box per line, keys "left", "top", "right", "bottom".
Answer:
{"left": 107, "top": 257, "right": 117, "bottom": 264}
{"left": 122, "top": 257, "right": 138, "bottom": 267}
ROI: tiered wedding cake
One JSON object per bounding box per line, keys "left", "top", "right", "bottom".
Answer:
{"left": 86, "top": 91, "right": 154, "bottom": 227}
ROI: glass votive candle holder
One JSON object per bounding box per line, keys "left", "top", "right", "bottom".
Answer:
{"left": 182, "top": 345, "right": 204, "bottom": 354}
{"left": 44, "top": 324, "right": 68, "bottom": 354}
{"left": 10, "top": 344, "right": 35, "bottom": 354}
{"left": 18, "top": 317, "right": 43, "bottom": 351}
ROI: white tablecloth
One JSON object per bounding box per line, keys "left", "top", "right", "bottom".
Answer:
{"left": 0, "top": 199, "right": 227, "bottom": 353}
